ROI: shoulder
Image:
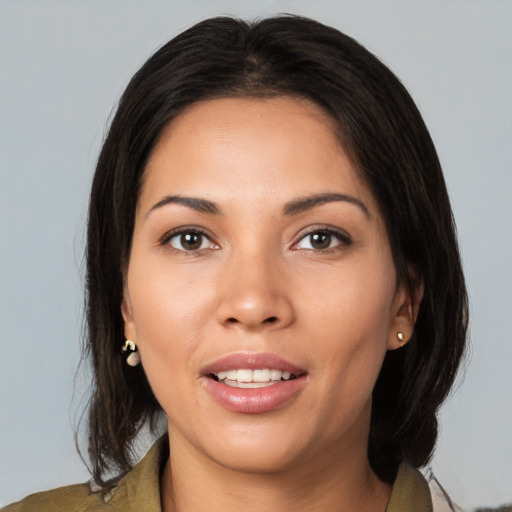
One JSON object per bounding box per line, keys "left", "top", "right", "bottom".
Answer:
{"left": 1, "top": 483, "right": 104, "bottom": 512}
{"left": 2, "top": 436, "right": 167, "bottom": 512}
{"left": 388, "top": 463, "right": 463, "bottom": 512}
{"left": 387, "top": 463, "right": 433, "bottom": 512}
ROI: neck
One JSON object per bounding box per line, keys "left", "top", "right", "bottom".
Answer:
{"left": 160, "top": 429, "right": 391, "bottom": 512}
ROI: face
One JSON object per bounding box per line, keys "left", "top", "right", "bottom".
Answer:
{"left": 122, "top": 97, "right": 415, "bottom": 474}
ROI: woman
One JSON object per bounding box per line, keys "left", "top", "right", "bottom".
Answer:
{"left": 5, "top": 15, "right": 468, "bottom": 511}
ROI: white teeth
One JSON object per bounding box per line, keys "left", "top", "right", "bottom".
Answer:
{"left": 236, "top": 369, "right": 253, "bottom": 382}
{"left": 270, "top": 369, "right": 282, "bottom": 381}
{"left": 252, "top": 369, "right": 270, "bottom": 382}
{"left": 214, "top": 368, "right": 296, "bottom": 386}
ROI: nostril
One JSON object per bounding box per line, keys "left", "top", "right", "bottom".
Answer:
{"left": 223, "top": 315, "right": 280, "bottom": 326}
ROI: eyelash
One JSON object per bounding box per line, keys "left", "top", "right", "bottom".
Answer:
{"left": 160, "top": 227, "right": 218, "bottom": 253}
{"left": 159, "top": 226, "right": 352, "bottom": 253}
{"left": 292, "top": 226, "right": 352, "bottom": 252}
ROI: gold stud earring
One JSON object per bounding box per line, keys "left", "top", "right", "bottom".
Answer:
{"left": 397, "top": 332, "right": 406, "bottom": 348}
{"left": 121, "top": 339, "right": 141, "bottom": 366}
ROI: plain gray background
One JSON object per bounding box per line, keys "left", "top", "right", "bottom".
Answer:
{"left": 1, "top": 1, "right": 511, "bottom": 509}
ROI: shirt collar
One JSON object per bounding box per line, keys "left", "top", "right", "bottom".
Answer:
{"left": 115, "top": 437, "right": 433, "bottom": 512}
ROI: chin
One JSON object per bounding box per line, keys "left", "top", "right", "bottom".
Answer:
{"left": 206, "top": 441, "right": 305, "bottom": 475}
{"left": 201, "top": 417, "right": 322, "bottom": 474}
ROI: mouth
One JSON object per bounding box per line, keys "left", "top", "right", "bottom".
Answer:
{"left": 201, "top": 353, "right": 307, "bottom": 413}
{"left": 208, "top": 368, "right": 299, "bottom": 388}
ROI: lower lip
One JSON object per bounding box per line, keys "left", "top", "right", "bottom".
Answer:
{"left": 203, "top": 376, "right": 307, "bottom": 414}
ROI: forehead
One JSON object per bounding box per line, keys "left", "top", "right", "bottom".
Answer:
{"left": 140, "top": 96, "right": 377, "bottom": 216}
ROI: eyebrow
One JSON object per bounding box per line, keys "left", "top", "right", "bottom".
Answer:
{"left": 145, "top": 192, "right": 369, "bottom": 219}
{"left": 146, "top": 195, "right": 220, "bottom": 218}
{"left": 283, "top": 193, "right": 370, "bottom": 217}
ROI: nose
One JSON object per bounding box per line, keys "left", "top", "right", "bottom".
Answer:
{"left": 216, "top": 251, "right": 295, "bottom": 331}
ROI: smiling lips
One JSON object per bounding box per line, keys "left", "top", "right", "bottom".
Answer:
{"left": 202, "top": 354, "right": 307, "bottom": 413}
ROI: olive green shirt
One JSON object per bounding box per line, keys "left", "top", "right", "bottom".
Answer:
{"left": 3, "top": 440, "right": 432, "bottom": 511}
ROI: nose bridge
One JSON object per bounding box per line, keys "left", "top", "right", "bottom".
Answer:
{"left": 216, "top": 240, "right": 294, "bottom": 330}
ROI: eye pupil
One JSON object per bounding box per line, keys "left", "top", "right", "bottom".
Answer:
{"left": 181, "top": 232, "right": 202, "bottom": 250}
{"left": 311, "top": 232, "right": 331, "bottom": 249}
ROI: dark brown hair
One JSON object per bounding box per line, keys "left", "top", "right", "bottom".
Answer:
{"left": 84, "top": 15, "right": 468, "bottom": 484}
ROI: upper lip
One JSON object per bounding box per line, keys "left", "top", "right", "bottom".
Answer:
{"left": 201, "top": 352, "right": 307, "bottom": 376}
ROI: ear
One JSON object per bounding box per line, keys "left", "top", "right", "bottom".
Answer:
{"left": 121, "top": 284, "right": 138, "bottom": 343}
{"left": 387, "top": 272, "right": 424, "bottom": 350}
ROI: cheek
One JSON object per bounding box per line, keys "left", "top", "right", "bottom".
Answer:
{"left": 125, "top": 268, "right": 210, "bottom": 416}
{"left": 125, "top": 257, "right": 216, "bottom": 368}
{"left": 301, "top": 265, "right": 394, "bottom": 338}
{"left": 298, "top": 262, "right": 395, "bottom": 385}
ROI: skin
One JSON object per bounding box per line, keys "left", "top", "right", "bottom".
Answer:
{"left": 122, "top": 96, "right": 419, "bottom": 512}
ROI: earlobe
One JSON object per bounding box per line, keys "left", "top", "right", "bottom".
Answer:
{"left": 387, "top": 275, "right": 424, "bottom": 350}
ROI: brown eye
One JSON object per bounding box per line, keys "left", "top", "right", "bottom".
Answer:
{"left": 294, "top": 228, "right": 352, "bottom": 251}
{"left": 168, "top": 230, "right": 211, "bottom": 251}
{"left": 310, "top": 232, "right": 332, "bottom": 250}
{"left": 180, "top": 233, "right": 203, "bottom": 250}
